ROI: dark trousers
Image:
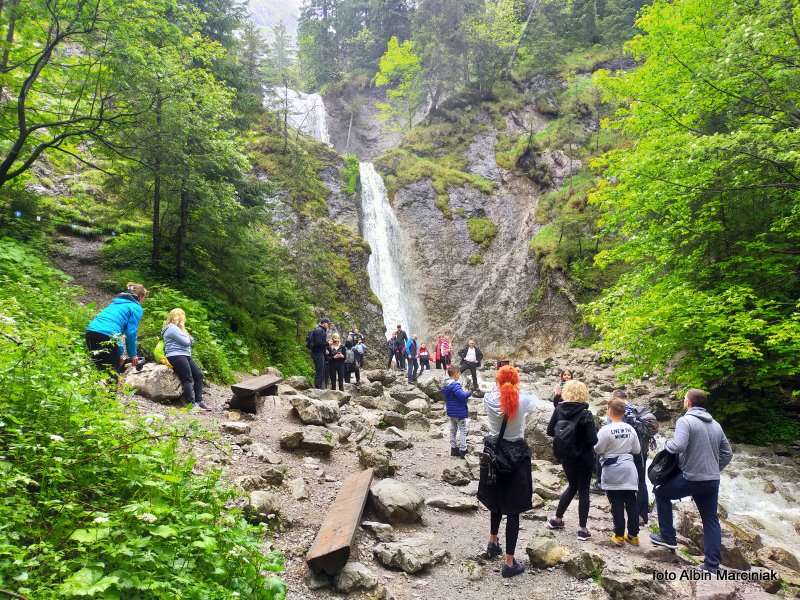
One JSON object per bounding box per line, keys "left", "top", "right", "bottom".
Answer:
{"left": 556, "top": 460, "right": 593, "bottom": 527}
{"left": 85, "top": 331, "right": 123, "bottom": 373}
{"left": 386, "top": 350, "right": 395, "bottom": 369}
{"left": 355, "top": 351, "right": 364, "bottom": 367}
{"left": 490, "top": 512, "right": 520, "bottom": 556}
{"left": 167, "top": 354, "right": 204, "bottom": 405}
{"left": 396, "top": 350, "right": 406, "bottom": 369}
{"left": 328, "top": 361, "right": 345, "bottom": 391}
{"left": 407, "top": 357, "right": 419, "bottom": 383}
{"left": 345, "top": 363, "right": 360, "bottom": 383}
{"left": 607, "top": 490, "right": 639, "bottom": 537}
{"left": 419, "top": 357, "right": 430, "bottom": 372}
{"left": 461, "top": 361, "right": 479, "bottom": 389}
{"left": 312, "top": 351, "right": 326, "bottom": 389}
{"left": 655, "top": 475, "right": 721, "bottom": 570}
{"left": 634, "top": 453, "right": 649, "bottom": 522}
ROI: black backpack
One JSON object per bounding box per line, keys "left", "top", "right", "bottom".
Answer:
{"left": 648, "top": 448, "right": 680, "bottom": 486}
{"left": 624, "top": 404, "right": 659, "bottom": 449}
{"left": 553, "top": 412, "right": 583, "bottom": 461}
{"left": 305, "top": 329, "right": 315, "bottom": 351}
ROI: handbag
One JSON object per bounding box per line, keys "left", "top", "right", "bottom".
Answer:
{"left": 481, "top": 417, "right": 530, "bottom": 485}
{"left": 647, "top": 448, "right": 680, "bottom": 486}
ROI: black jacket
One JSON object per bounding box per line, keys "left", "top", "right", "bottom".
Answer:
{"left": 547, "top": 401, "right": 598, "bottom": 467}
{"left": 310, "top": 325, "right": 328, "bottom": 353}
{"left": 326, "top": 344, "right": 346, "bottom": 363}
{"left": 458, "top": 345, "right": 483, "bottom": 366}
{"left": 396, "top": 329, "right": 408, "bottom": 344}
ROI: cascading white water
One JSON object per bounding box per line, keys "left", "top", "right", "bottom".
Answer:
{"left": 268, "top": 88, "right": 331, "bottom": 146}
{"left": 359, "top": 162, "right": 424, "bottom": 336}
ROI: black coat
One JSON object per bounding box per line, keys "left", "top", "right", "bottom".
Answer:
{"left": 310, "top": 325, "right": 328, "bottom": 352}
{"left": 326, "top": 344, "right": 346, "bottom": 363}
{"left": 547, "top": 401, "right": 598, "bottom": 468}
{"left": 458, "top": 345, "right": 483, "bottom": 366}
{"left": 477, "top": 439, "right": 533, "bottom": 515}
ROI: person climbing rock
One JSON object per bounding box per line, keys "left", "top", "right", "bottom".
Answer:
{"left": 650, "top": 389, "right": 733, "bottom": 574}
{"left": 307, "top": 318, "right": 330, "bottom": 389}
{"left": 458, "top": 338, "right": 483, "bottom": 393}
{"left": 85, "top": 282, "right": 147, "bottom": 373}
{"left": 442, "top": 365, "right": 471, "bottom": 457}
{"left": 405, "top": 334, "right": 419, "bottom": 383}
{"left": 326, "top": 333, "right": 346, "bottom": 391}
{"left": 478, "top": 365, "right": 538, "bottom": 578}
{"left": 162, "top": 308, "right": 209, "bottom": 410}
{"left": 547, "top": 379, "right": 598, "bottom": 541}
{"left": 418, "top": 342, "right": 431, "bottom": 372}
{"left": 552, "top": 369, "right": 573, "bottom": 407}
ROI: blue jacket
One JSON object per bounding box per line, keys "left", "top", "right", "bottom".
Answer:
{"left": 442, "top": 379, "right": 471, "bottom": 419}
{"left": 405, "top": 338, "right": 417, "bottom": 358}
{"left": 86, "top": 293, "right": 143, "bottom": 356}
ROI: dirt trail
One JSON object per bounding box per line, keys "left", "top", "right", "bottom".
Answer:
{"left": 50, "top": 234, "right": 113, "bottom": 308}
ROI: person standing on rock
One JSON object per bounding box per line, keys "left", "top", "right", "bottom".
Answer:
{"left": 162, "top": 308, "right": 209, "bottom": 411}
{"left": 326, "top": 333, "right": 346, "bottom": 391}
{"left": 344, "top": 339, "right": 360, "bottom": 384}
{"left": 435, "top": 334, "right": 451, "bottom": 371}
{"left": 458, "top": 338, "right": 483, "bottom": 393}
{"left": 547, "top": 379, "right": 598, "bottom": 541}
{"left": 478, "top": 364, "right": 538, "bottom": 578}
{"left": 307, "top": 318, "right": 330, "bottom": 389}
{"left": 85, "top": 282, "right": 148, "bottom": 373}
{"left": 442, "top": 365, "right": 472, "bottom": 457}
{"left": 386, "top": 332, "right": 397, "bottom": 369}
{"left": 418, "top": 342, "right": 431, "bottom": 373}
{"left": 405, "top": 334, "right": 419, "bottom": 383}
{"left": 650, "top": 388, "right": 733, "bottom": 574}
{"left": 395, "top": 324, "right": 408, "bottom": 369}
{"left": 552, "top": 369, "right": 573, "bottom": 407}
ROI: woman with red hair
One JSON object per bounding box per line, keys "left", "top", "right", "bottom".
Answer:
{"left": 477, "top": 364, "right": 539, "bottom": 578}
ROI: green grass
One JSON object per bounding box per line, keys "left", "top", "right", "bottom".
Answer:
{"left": 342, "top": 154, "right": 360, "bottom": 195}
{"left": 468, "top": 252, "right": 484, "bottom": 266}
{"left": 467, "top": 218, "right": 497, "bottom": 249}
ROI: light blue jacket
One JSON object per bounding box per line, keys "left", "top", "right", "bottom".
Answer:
{"left": 162, "top": 324, "right": 193, "bottom": 357}
{"left": 86, "top": 293, "right": 143, "bottom": 356}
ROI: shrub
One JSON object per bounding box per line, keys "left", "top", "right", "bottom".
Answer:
{"left": 467, "top": 218, "right": 497, "bottom": 249}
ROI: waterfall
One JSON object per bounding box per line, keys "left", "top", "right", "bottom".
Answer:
{"left": 359, "top": 162, "right": 424, "bottom": 336}
{"left": 268, "top": 88, "right": 331, "bottom": 146}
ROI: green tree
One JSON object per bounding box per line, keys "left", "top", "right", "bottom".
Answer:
{"left": 465, "top": 0, "right": 521, "bottom": 97}
{"left": 374, "top": 36, "right": 425, "bottom": 130}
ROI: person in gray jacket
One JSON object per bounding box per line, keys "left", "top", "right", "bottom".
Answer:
{"left": 650, "top": 388, "right": 733, "bottom": 573}
{"left": 162, "top": 308, "right": 209, "bottom": 410}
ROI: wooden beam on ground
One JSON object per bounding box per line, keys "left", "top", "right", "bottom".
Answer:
{"left": 306, "top": 468, "right": 374, "bottom": 576}
{"left": 229, "top": 374, "right": 282, "bottom": 413}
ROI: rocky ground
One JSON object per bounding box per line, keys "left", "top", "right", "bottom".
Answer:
{"left": 124, "top": 351, "right": 800, "bottom": 600}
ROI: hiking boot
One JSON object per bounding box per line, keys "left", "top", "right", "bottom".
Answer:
{"left": 577, "top": 527, "right": 592, "bottom": 541}
{"left": 547, "top": 517, "right": 565, "bottom": 530}
{"left": 625, "top": 535, "right": 640, "bottom": 546}
{"left": 450, "top": 447, "right": 459, "bottom": 457}
{"left": 485, "top": 542, "right": 503, "bottom": 559}
{"left": 196, "top": 401, "right": 211, "bottom": 410}
{"left": 501, "top": 559, "right": 525, "bottom": 578}
{"left": 611, "top": 534, "right": 625, "bottom": 547}
{"left": 649, "top": 533, "right": 677, "bottom": 550}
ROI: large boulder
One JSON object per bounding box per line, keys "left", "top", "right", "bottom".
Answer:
{"left": 382, "top": 411, "right": 406, "bottom": 429}
{"left": 370, "top": 479, "right": 425, "bottom": 523}
{"left": 289, "top": 395, "right": 340, "bottom": 425}
{"left": 405, "top": 411, "right": 430, "bottom": 431}
{"left": 415, "top": 371, "right": 445, "bottom": 402}
{"left": 601, "top": 567, "right": 669, "bottom": 600}
{"left": 363, "top": 369, "right": 398, "bottom": 386}
{"left": 285, "top": 375, "right": 310, "bottom": 390}
{"left": 354, "top": 380, "right": 384, "bottom": 397}
{"left": 306, "top": 388, "right": 351, "bottom": 406}
{"left": 405, "top": 398, "right": 430, "bottom": 414}
{"left": 390, "top": 386, "right": 430, "bottom": 405}
{"left": 525, "top": 535, "right": 568, "bottom": 568}
{"left": 373, "top": 538, "right": 449, "bottom": 574}
{"left": 679, "top": 511, "right": 750, "bottom": 570}
{"left": 524, "top": 405, "right": 557, "bottom": 463}
{"left": 300, "top": 425, "right": 337, "bottom": 454}
{"left": 124, "top": 364, "right": 182, "bottom": 402}
{"left": 358, "top": 445, "right": 397, "bottom": 478}
{"left": 334, "top": 561, "right": 378, "bottom": 593}
{"left": 564, "top": 551, "right": 605, "bottom": 579}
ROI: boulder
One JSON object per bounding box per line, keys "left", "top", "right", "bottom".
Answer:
{"left": 525, "top": 535, "right": 568, "bottom": 568}
{"left": 442, "top": 463, "right": 472, "bottom": 486}
{"left": 124, "top": 364, "right": 182, "bottom": 402}
{"left": 564, "top": 551, "right": 605, "bottom": 579}
{"left": 680, "top": 511, "right": 750, "bottom": 570}
{"left": 260, "top": 465, "right": 287, "bottom": 486}
{"left": 361, "top": 521, "right": 396, "bottom": 542}
{"left": 354, "top": 380, "right": 384, "bottom": 397}
{"left": 363, "top": 369, "right": 398, "bottom": 386}
{"left": 358, "top": 446, "right": 397, "bottom": 478}
{"left": 425, "top": 496, "right": 479, "bottom": 511}
{"left": 373, "top": 538, "right": 448, "bottom": 574}
{"left": 390, "top": 387, "right": 429, "bottom": 404}
{"left": 326, "top": 424, "right": 352, "bottom": 443}
{"left": 250, "top": 442, "right": 283, "bottom": 464}
{"left": 524, "top": 405, "right": 557, "bottom": 463}
{"left": 382, "top": 411, "right": 406, "bottom": 429}
{"left": 289, "top": 395, "right": 340, "bottom": 425}
{"left": 334, "top": 561, "right": 378, "bottom": 593}
{"left": 222, "top": 421, "right": 251, "bottom": 435}
{"left": 601, "top": 566, "right": 669, "bottom": 600}
{"left": 278, "top": 431, "right": 303, "bottom": 450}
{"left": 300, "top": 425, "right": 337, "bottom": 454}
{"left": 246, "top": 490, "right": 281, "bottom": 523}
{"left": 285, "top": 375, "right": 310, "bottom": 390}
{"left": 306, "top": 388, "right": 352, "bottom": 406}
{"left": 290, "top": 477, "right": 309, "bottom": 500}
{"left": 757, "top": 546, "right": 800, "bottom": 572}
{"left": 385, "top": 437, "right": 412, "bottom": 450}
{"left": 405, "top": 398, "right": 430, "bottom": 414}
{"left": 370, "top": 478, "right": 425, "bottom": 523}
{"left": 415, "top": 371, "right": 445, "bottom": 401}
{"left": 234, "top": 474, "right": 263, "bottom": 491}
{"left": 405, "top": 411, "right": 430, "bottom": 431}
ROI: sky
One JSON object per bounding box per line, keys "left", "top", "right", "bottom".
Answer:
{"left": 248, "top": 0, "right": 303, "bottom": 38}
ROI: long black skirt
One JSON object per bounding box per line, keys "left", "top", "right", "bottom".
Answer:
{"left": 477, "top": 440, "right": 534, "bottom": 515}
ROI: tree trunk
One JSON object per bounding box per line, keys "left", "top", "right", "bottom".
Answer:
{"left": 1, "top": 0, "right": 20, "bottom": 71}
{"left": 176, "top": 187, "right": 190, "bottom": 280}
{"left": 151, "top": 96, "right": 163, "bottom": 269}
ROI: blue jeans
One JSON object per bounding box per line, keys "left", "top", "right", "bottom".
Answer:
{"left": 407, "top": 357, "right": 419, "bottom": 383}
{"left": 655, "top": 475, "right": 721, "bottom": 569}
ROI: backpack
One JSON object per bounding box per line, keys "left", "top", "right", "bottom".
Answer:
{"left": 553, "top": 412, "right": 583, "bottom": 461}
{"left": 624, "top": 404, "right": 659, "bottom": 448}
{"left": 648, "top": 448, "right": 680, "bottom": 486}
{"left": 345, "top": 348, "right": 356, "bottom": 364}
{"left": 305, "top": 329, "right": 315, "bottom": 351}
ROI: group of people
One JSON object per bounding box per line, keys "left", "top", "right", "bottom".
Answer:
{"left": 444, "top": 363, "right": 733, "bottom": 579}
{"left": 306, "top": 318, "right": 367, "bottom": 391}
{"left": 84, "top": 283, "right": 208, "bottom": 410}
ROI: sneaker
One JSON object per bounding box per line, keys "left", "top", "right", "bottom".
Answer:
{"left": 649, "top": 533, "right": 677, "bottom": 550}
{"left": 611, "top": 534, "right": 625, "bottom": 547}
{"left": 547, "top": 517, "right": 565, "bottom": 530}
{"left": 196, "top": 401, "right": 211, "bottom": 410}
{"left": 501, "top": 559, "right": 525, "bottom": 578}
{"left": 625, "top": 534, "right": 640, "bottom": 546}
{"left": 485, "top": 542, "right": 503, "bottom": 559}
{"left": 577, "top": 527, "right": 592, "bottom": 541}
{"left": 450, "top": 447, "right": 459, "bottom": 457}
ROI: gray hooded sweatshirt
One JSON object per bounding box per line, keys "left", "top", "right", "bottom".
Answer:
{"left": 666, "top": 407, "right": 733, "bottom": 481}
{"left": 594, "top": 421, "right": 641, "bottom": 491}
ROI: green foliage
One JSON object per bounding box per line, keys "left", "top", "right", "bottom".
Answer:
{"left": 374, "top": 36, "right": 426, "bottom": 130}
{"left": 342, "top": 154, "right": 361, "bottom": 195}
{"left": 0, "top": 238, "right": 285, "bottom": 598}
{"left": 467, "top": 218, "right": 497, "bottom": 248}
{"left": 467, "top": 252, "right": 484, "bottom": 266}
{"left": 587, "top": 0, "right": 800, "bottom": 442}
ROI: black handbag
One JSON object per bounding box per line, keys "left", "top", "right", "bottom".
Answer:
{"left": 481, "top": 417, "right": 530, "bottom": 485}
{"left": 648, "top": 448, "right": 680, "bottom": 486}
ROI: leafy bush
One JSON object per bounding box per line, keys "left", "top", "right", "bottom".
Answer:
{"left": 342, "top": 154, "right": 361, "bottom": 195}
{"left": 0, "top": 238, "right": 286, "bottom": 599}
{"left": 467, "top": 217, "right": 497, "bottom": 248}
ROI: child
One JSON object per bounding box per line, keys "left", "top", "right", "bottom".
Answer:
{"left": 354, "top": 339, "right": 367, "bottom": 368}
{"left": 594, "top": 397, "right": 642, "bottom": 546}
{"left": 418, "top": 343, "right": 431, "bottom": 372}
{"left": 442, "top": 365, "right": 472, "bottom": 457}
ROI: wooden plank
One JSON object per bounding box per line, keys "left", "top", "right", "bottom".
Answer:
{"left": 231, "top": 374, "right": 282, "bottom": 396}
{"left": 306, "top": 468, "right": 374, "bottom": 576}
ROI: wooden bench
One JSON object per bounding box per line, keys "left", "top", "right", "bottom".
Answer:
{"left": 306, "top": 468, "right": 374, "bottom": 575}
{"left": 229, "top": 374, "right": 283, "bottom": 413}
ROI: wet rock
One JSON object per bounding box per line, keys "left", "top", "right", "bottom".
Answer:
{"left": 250, "top": 442, "right": 283, "bottom": 464}
{"left": 289, "top": 395, "right": 340, "bottom": 425}
{"left": 278, "top": 431, "right": 303, "bottom": 450}
{"left": 222, "top": 421, "right": 251, "bottom": 435}
{"left": 246, "top": 490, "right": 281, "bottom": 523}
{"left": 290, "top": 477, "right": 309, "bottom": 500}
{"left": 763, "top": 481, "right": 777, "bottom": 494}
{"left": 425, "top": 496, "right": 479, "bottom": 511}
{"left": 524, "top": 405, "right": 557, "bottom": 463}
{"left": 405, "top": 411, "right": 430, "bottom": 431}
{"left": 525, "top": 535, "right": 568, "bottom": 568}
{"left": 601, "top": 566, "right": 669, "bottom": 599}
{"left": 285, "top": 375, "right": 310, "bottom": 390}
{"left": 564, "top": 551, "right": 605, "bottom": 579}
{"left": 300, "top": 425, "right": 337, "bottom": 454}
{"left": 334, "top": 561, "right": 378, "bottom": 593}
{"left": 373, "top": 538, "right": 449, "bottom": 574}
{"left": 362, "top": 521, "right": 396, "bottom": 542}
{"left": 442, "top": 463, "right": 472, "bottom": 486}
{"left": 405, "top": 398, "right": 430, "bottom": 414}
{"left": 382, "top": 411, "right": 406, "bottom": 429}
{"left": 358, "top": 445, "right": 397, "bottom": 478}
{"left": 124, "top": 363, "right": 182, "bottom": 401}
{"left": 757, "top": 546, "right": 800, "bottom": 572}
{"left": 370, "top": 478, "right": 425, "bottom": 523}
